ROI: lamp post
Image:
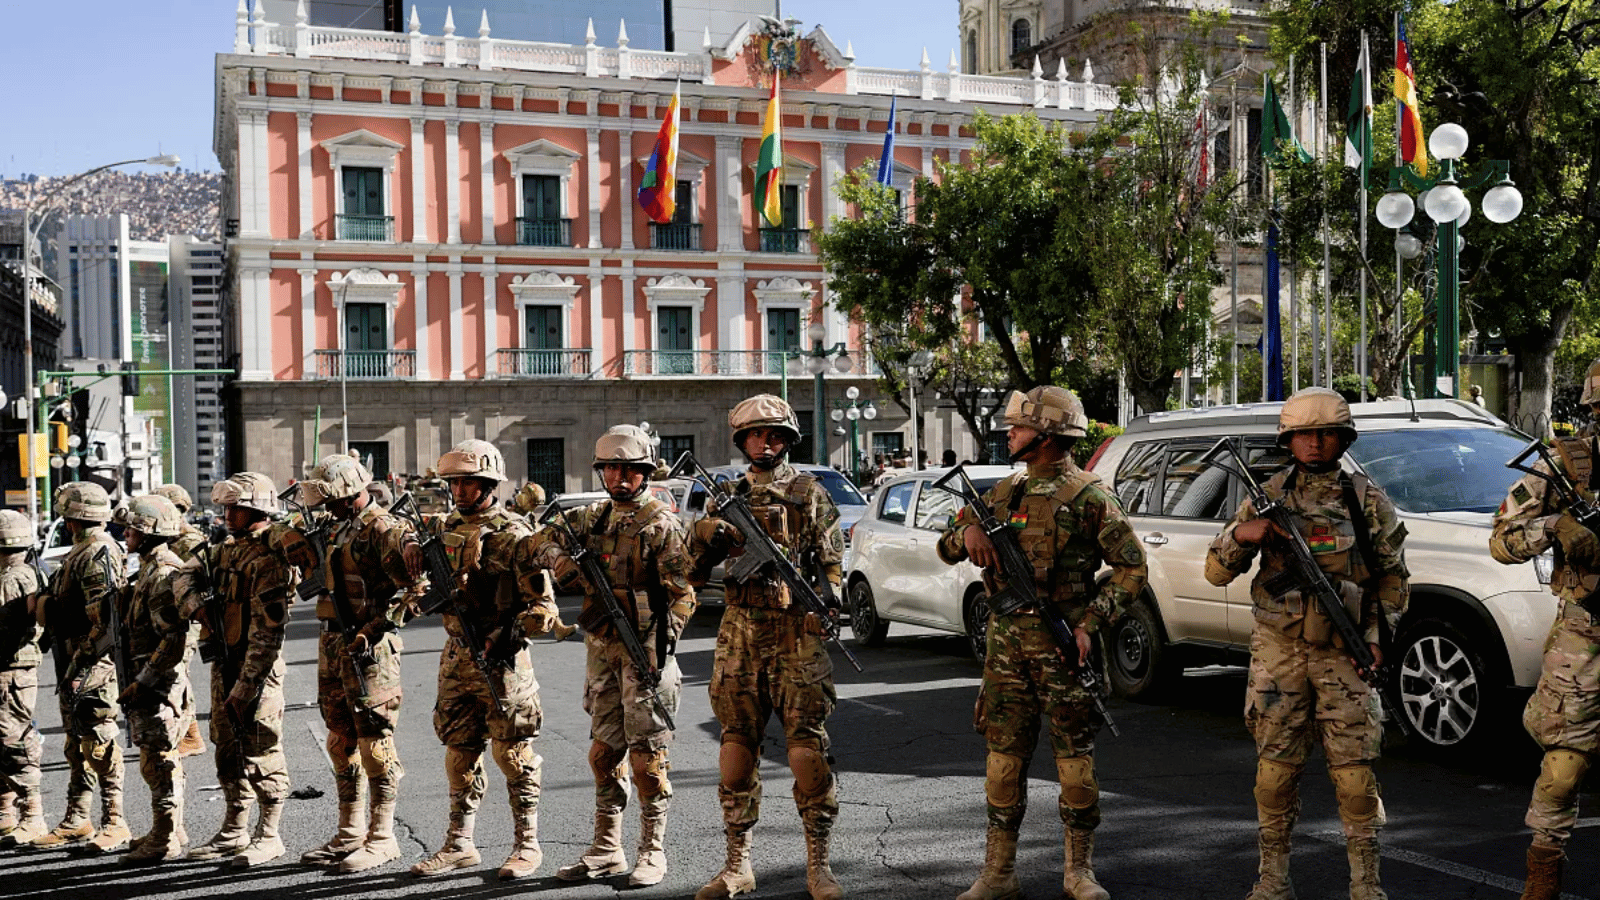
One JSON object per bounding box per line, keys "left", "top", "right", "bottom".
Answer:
{"left": 18, "top": 154, "right": 179, "bottom": 529}
{"left": 830, "top": 386, "right": 878, "bottom": 484}
{"left": 1374, "top": 124, "right": 1521, "bottom": 398}
{"left": 790, "top": 320, "right": 853, "bottom": 466}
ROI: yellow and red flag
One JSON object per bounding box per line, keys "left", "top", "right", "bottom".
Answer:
{"left": 637, "top": 84, "right": 681, "bottom": 224}
{"left": 1394, "top": 15, "right": 1427, "bottom": 176}
{"left": 755, "top": 73, "right": 784, "bottom": 227}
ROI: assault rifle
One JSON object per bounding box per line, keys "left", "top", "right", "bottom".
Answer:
{"left": 931, "top": 465, "right": 1119, "bottom": 737}
{"left": 327, "top": 545, "right": 372, "bottom": 697}
{"left": 667, "top": 452, "right": 862, "bottom": 673}
{"left": 60, "top": 548, "right": 130, "bottom": 712}
{"left": 540, "top": 499, "right": 675, "bottom": 729}
{"left": 1203, "top": 438, "right": 1382, "bottom": 685}
{"left": 1508, "top": 438, "right": 1600, "bottom": 538}
{"left": 279, "top": 484, "right": 330, "bottom": 602}
{"left": 193, "top": 546, "right": 227, "bottom": 665}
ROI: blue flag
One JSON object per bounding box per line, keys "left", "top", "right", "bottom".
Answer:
{"left": 876, "top": 94, "right": 897, "bottom": 186}
{"left": 1265, "top": 223, "right": 1286, "bottom": 402}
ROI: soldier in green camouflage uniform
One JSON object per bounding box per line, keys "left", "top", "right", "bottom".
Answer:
{"left": 176, "top": 473, "right": 296, "bottom": 867}
{"left": 0, "top": 510, "right": 47, "bottom": 848}
{"left": 116, "top": 495, "right": 195, "bottom": 865}
{"left": 1490, "top": 359, "right": 1600, "bottom": 900}
{"left": 937, "top": 386, "right": 1146, "bottom": 900}
{"left": 531, "top": 425, "right": 698, "bottom": 888}
{"left": 298, "top": 453, "right": 424, "bottom": 874}
{"left": 1206, "top": 388, "right": 1408, "bottom": 900}
{"left": 153, "top": 484, "right": 208, "bottom": 761}
{"left": 32, "top": 482, "right": 129, "bottom": 853}
{"left": 405, "top": 439, "right": 561, "bottom": 881}
{"left": 689, "top": 394, "right": 846, "bottom": 900}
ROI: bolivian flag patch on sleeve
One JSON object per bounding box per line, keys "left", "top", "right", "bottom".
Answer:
{"left": 1008, "top": 511, "right": 1028, "bottom": 530}
{"left": 1307, "top": 524, "right": 1337, "bottom": 554}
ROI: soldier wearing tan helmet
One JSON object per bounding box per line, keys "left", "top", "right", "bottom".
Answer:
{"left": 535, "top": 425, "right": 696, "bottom": 887}
{"left": 174, "top": 472, "right": 295, "bottom": 866}
{"left": 405, "top": 439, "right": 561, "bottom": 881}
{"left": 115, "top": 495, "right": 195, "bottom": 865}
{"left": 296, "top": 453, "right": 424, "bottom": 874}
{"left": 937, "top": 385, "right": 1146, "bottom": 900}
{"left": 505, "top": 482, "right": 547, "bottom": 517}
{"left": 151, "top": 484, "right": 208, "bottom": 761}
{"left": 689, "top": 394, "right": 847, "bottom": 900}
{"left": 1491, "top": 357, "right": 1600, "bottom": 899}
{"left": 0, "top": 510, "right": 48, "bottom": 848}
{"left": 1207, "top": 387, "right": 1408, "bottom": 900}
{"left": 32, "top": 481, "right": 129, "bottom": 853}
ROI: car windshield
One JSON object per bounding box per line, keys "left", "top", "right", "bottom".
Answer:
{"left": 812, "top": 469, "right": 867, "bottom": 507}
{"left": 1347, "top": 426, "right": 1530, "bottom": 514}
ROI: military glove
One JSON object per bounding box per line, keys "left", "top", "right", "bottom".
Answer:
{"left": 1551, "top": 513, "right": 1600, "bottom": 568}
{"left": 802, "top": 608, "right": 838, "bottom": 637}
{"left": 523, "top": 607, "right": 558, "bottom": 636}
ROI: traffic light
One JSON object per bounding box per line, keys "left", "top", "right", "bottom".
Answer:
{"left": 50, "top": 422, "right": 68, "bottom": 453}
{"left": 121, "top": 363, "right": 140, "bottom": 397}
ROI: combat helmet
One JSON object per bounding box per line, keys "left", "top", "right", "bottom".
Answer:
{"left": 1277, "top": 387, "right": 1358, "bottom": 446}
{"left": 55, "top": 481, "right": 113, "bottom": 523}
{"left": 152, "top": 483, "right": 194, "bottom": 514}
{"left": 1582, "top": 358, "right": 1600, "bottom": 406}
{"left": 210, "top": 472, "right": 282, "bottom": 515}
{"left": 437, "top": 439, "right": 506, "bottom": 484}
{"left": 729, "top": 394, "right": 801, "bottom": 446}
{"left": 1002, "top": 386, "right": 1089, "bottom": 438}
{"left": 123, "top": 494, "right": 184, "bottom": 538}
{"left": 307, "top": 454, "right": 374, "bottom": 502}
{"left": 508, "top": 482, "right": 547, "bottom": 515}
{"left": 593, "top": 425, "right": 656, "bottom": 470}
{"left": 0, "top": 510, "right": 34, "bottom": 550}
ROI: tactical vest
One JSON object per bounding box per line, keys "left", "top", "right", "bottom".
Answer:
{"left": 318, "top": 507, "right": 401, "bottom": 623}
{"left": 0, "top": 561, "right": 44, "bottom": 670}
{"left": 54, "top": 530, "right": 123, "bottom": 656}
{"left": 725, "top": 472, "right": 818, "bottom": 610}
{"left": 1248, "top": 467, "right": 1375, "bottom": 642}
{"left": 439, "top": 506, "right": 528, "bottom": 636}
{"left": 1551, "top": 435, "right": 1600, "bottom": 598}
{"left": 985, "top": 469, "right": 1100, "bottom": 609}
{"left": 583, "top": 497, "right": 672, "bottom": 631}
{"left": 216, "top": 532, "right": 289, "bottom": 657}
{"left": 127, "top": 546, "right": 183, "bottom": 666}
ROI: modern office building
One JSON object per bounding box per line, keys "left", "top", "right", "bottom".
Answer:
{"left": 0, "top": 211, "right": 65, "bottom": 511}
{"left": 168, "top": 237, "right": 229, "bottom": 498}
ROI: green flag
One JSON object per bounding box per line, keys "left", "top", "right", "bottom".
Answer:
{"left": 1262, "top": 75, "right": 1311, "bottom": 166}
{"left": 1344, "top": 34, "right": 1373, "bottom": 170}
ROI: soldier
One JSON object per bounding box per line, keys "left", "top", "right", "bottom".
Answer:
{"left": 116, "top": 495, "right": 195, "bottom": 864}
{"left": 177, "top": 473, "right": 295, "bottom": 867}
{"left": 506, "top": 482, "right": 547, "bottom": 517}
{"left": 32, "top": 482, "right": 129, "bottom": 853}
{"left": 936, "top": 386, "right": 1146, "bottom": 900}
{"left": 689, "top": 394, "right": 846, "bottom": 900}
{"left": 1490, "top": 359, "right": 1600, "bottom": 900}
{"left": 152, "top": 483, "right": 209, "bottom": 760}
{"left": 0, "top": 510, "right": 47, "bottom": 848}
{"left": 1205, "top": 388, "right": 1408, "bottom": 900}
{"left": 534, "top": 425, "right": 697, "bottom": 887}
{"left": 406, "top": 439, "right": 559, "bottom": 881}
{"left": 298, "top": 453, "right": 424, "bottom": 874}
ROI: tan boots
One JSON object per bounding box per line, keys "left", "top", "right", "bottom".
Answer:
{"left": 557, "top": 809, "right": 629, "bottom": 880}
{"left": 1521, "top": 845, "right": 1563, "bottom": 900}
{"left": 695, "top": 828, "right": 756, "bottom": 899}
{"left": 956, "top": 827, "right": 1020, "bottom": 900}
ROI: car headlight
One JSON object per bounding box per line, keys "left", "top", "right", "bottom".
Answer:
{"left": 1534, "top": 550, "right": 1555, "bottom": 585}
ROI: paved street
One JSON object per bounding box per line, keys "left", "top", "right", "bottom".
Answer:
{"left": 4, "top": 593, "right": 1592, "bottom": 900}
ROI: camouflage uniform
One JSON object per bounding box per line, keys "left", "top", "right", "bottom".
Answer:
{"left": 0, "top": 533, "right": 46, "bottom": 848}
{"left": 691, "top": 453, "right": 846, "bottom": 899}
{"left": 1490, "top": 397, "right": 1600, "bottom": 896}
{"left": 546, "top": 481, "right": 697, "bottom": 886}
{"left": 937, "top": 453, "right": 1146, "bottom": 900}
{"left": 36, "top": 515, "right": 128, "bottom": 852}
{"left": 155, "top": 483, "right": 210, "bottom": 762}
{"left": 1206, "top": 388, "right": 1409, "bottom": 900}
{"left": 121, "top": 536, "right": 194, "bottom": 862}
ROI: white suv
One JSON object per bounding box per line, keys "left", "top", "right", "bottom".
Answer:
{"left": 1087, "top": 399, "right": 1555, "bottom": 752}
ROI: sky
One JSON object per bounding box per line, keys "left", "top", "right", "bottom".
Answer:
{"left": 3, "top": 1, "right": 959, "bottom": 179}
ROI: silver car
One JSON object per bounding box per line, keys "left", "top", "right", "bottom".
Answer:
{"left": 845, "top": 465, "right": 1019, "bottom": 659}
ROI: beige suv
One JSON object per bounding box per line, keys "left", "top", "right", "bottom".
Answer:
{"left": 1086, "top": 398, "right": 1556, "bottom": 753}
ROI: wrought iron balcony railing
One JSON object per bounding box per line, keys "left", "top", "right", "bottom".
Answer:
{"left": 494, "top": 348, "right": 592, "bottom": 377}
{"left": 759, "top": 227, "right": 811, "bottom": 254}
{"left": 336, "top": 214, "right": 395, "bottom": 242}
{"left": 516, "top": 217, "right": 573, "bottom": 247}
{"left": 313, "top": 349, "right": 415, "bottom": 379}
{"left": 648, "top": 222, "right": 703, "bottom": 250}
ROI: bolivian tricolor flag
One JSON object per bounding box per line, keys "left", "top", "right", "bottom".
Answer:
{"left": 637, "top": 84, "right": 681, "bottom": 224}
{"left": 1393, "top": 15, "right": 1427, "bottom": 176}
{"left": 756, "top": 74, "right": 784, "bottom": 227}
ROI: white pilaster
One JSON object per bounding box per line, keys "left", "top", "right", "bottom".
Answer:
{"left": 240, "top": 261, "right": 272, "bottom": 379}
{"left": 620, "top": 269, "right": 637, "bottom": 354}
{"left": 448, "top": 260, "right": 464, "bottom": 379}
{"left": 237, "top": 109, "right": 263, "bottom": 237}
{"left": 299, "top": 265, "right": 317, "bottom": 376}
{"left": 445, "top": 120, "right": 462, "bottom": 245}
{"left": 410, "top": 116, "right": 428, "bottom": 242}
{"left": 718, "top": 269, "right": 745, "bottom": 351}
{"left": 479, "top": 121, "right": 496, "bottom": 244}
{"left": 482, "top": 264, "right": 498, "bottom": 377}
{"left": 296, "top": 112, "right": 314, "bottom": 240}
{"left": 587, "top": 263, "right": 605, "bottom": 376}
{"left": 618, "top": 113, "right": 634, "bottom": 250}
{"left": 586, "top": 126, "right": 603, "bottom": 248}
{"left": 715, "top": 134, "right": 740, "bottom": 251}
{"left": 413, "top": 259, "right": 432, "bottom": 379}
{"left": 821, "top": 141, "right": 847, "bottom": 235}
{"left": 253, "top": 106, "right": 271, "bottom": 237}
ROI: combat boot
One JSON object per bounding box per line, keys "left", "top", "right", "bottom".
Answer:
{"left": 188, "top": 796, "right": 253, "bottom": 860}
{"left": 1245, "top": 825, "right": 1295, "bottom": 900}
{"left": 338, "top": 779, "right": 401, "bottom": 873}
{"left": 557, "top": 809, "right": 628, "bottom": 881}
{"left": 232, "top": 798, "right": 286, "bottom": 868}
{"left": 956, "top": 827, "right": 1020, "bottom": 900}
{"left": 177, "top": 720, "right": 206, "bottom": 759}
{"left": 695, "top": 828, "right": 756, "bottom": 899}
{"left": 805, "top": 826, "right": 843, "bottom": 900}
{"left": 498, "top": 804, "right": 543, "bottom": 880}
{"left": 1063, "top": 827, "right": 1110, "bottom": 900}
{"left": 1346, "top": 837, "right": 1387, "bottom": 900}
{"left": 2, "top": 788, "right": 46, "bottom": 848}
{"left": 30, "top": 784, "right": 95, "bottom": 849}
{"left": 1520, "top": 845, "right": 1563, "bottom": 900}
{"left": 0, "top": 790, "right": 16, "bottom": 837}
{"left": 629, "top": 810, "right": 668, "bottom": 887}
{"left": 300, "top": 770, "right": 366, "bottom": 865}
{"left": 84, "top": 783, "right": 130, "bottom": 855}
{"left": 123, "top": 806, "right": 183, "bottom": 866}
{"left": 411, "top": 811, "right": 479, "bottom": 877}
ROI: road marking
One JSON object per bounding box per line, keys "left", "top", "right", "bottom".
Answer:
{"left": 840, "top": 696, "right": 903, "bottom": 716}
{"left": 1309, "top": 830, "right": 1587, "bottom": 900}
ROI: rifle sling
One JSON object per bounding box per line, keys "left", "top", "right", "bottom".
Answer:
{"left": 1280, "top": 466, "right": 1389, "bottom": 653}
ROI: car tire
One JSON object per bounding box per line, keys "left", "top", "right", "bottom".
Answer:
{"left": 1392, "top": 617, "right": 1491, "bottom": 751}
{"left": 963, "top": 590, "right": 990, "bottom": 662}
{"left": 1107, "top": 598, "right": 1179, "bottom": 701}
{"left": 848, "top": 579, "right": 889, "bottom": 647}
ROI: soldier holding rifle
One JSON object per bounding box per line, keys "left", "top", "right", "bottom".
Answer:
{"left": 937, "top": 386, "right": 1146, "bottom": 900}
{"left": 1205, "top": 388, "right": 1408, "bottom": 900}
{"left": 0, "top": 510, "right": 47, "bottom": 848}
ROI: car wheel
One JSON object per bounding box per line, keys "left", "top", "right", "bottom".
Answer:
{"left": 1107, "top": 598, "right": 1177, "bottom": 701}
{"left": 848, "top": 579, "right": 889, "bottom": 647}
{"left": 1393, "top": 618, "right": 1490, "bottom": 750}
{"left": 964, "top": 591, "right": 990, "bottom": 662}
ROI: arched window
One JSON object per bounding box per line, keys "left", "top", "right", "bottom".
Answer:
{"left": 1011, "top": 18, "right": 1031, "bottom": 57}
{"left": 965, "top": 29, "right": 977, "bottom": 74}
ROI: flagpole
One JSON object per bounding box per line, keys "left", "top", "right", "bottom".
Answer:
{"left": 1230, "top": 71, "right": 1239, "bottom": 405}
{"left": 1319, "top": 42, "right": 1331, "bottom": 389}
{"left": 1288, "top": 54, "right": 1299, "bottom": 393}
{"left": 1393, "top": 16, "right": 1405, "bottom": 399}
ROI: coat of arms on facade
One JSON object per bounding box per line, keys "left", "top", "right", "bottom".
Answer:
{"left": 751, "top": 14, "right": 809, "bottom": 83}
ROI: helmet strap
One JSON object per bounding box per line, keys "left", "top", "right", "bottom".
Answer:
{"left": 1008, "top": 432, "right": 1048, "bottom": 464}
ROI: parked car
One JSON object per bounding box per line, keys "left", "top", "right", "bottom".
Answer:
{"left": 844, "top": 465, "right": 1020, "bottom": 659}
{"left": 1086, "top": 398, "right": 1555, "bottom": 752}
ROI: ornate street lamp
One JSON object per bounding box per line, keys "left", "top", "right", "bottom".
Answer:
{"left": 830, "top": 385, "right": 878, "bottom": 484}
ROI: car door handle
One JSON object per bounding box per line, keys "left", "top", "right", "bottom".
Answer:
{"left": 1142, "top": 533, "right": 1168, "bottom": 546}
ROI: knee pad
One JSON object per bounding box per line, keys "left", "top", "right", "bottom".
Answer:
{"left": 985, "top": 752, "right": 1025, "bottom": 811}
{"left": 588, "top": 740, "right": 627, "bottom": 782}
{"left": 719, "top": 740, "right": 757, "bottom": 791}
{"left": 1534, "top": 749, "right": 1591, "bottom": 806}
{"left": 1328, "top": 764, "right": 1381, "bottom": 823}
{"left": 356, "top": 736, "right": 402, "bottom": 781}
{"left": 630, "top": 747, "right": 672, "bottom": 800}
{"left": 82, "top": 739, "right": 119, "bottom": 772}
{"left": 1055, "top": 756, "right": 1098, "bottom": 811}
{"left": 493, "top": 738, "right": 543, "bottom": 782}
{"left": 787, "top": 745, "right": 831, "bottom": 799}
{"left": 444, "top": 746, "right": 483, "bottom": 792}
{"left": 326, "top": 732, "right": 357, "bottom": 773}
{"left": 1254, "top": 759, "right": 1302, "bottom": 817}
